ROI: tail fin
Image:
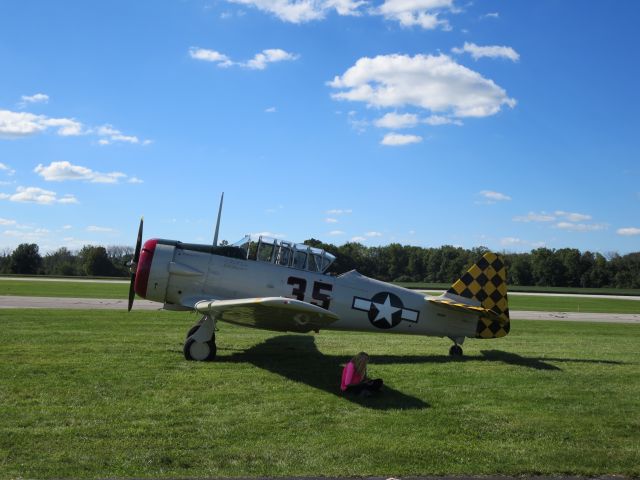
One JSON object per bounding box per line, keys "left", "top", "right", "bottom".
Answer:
{"left": 443, "top": 252, "right": 510, "bottom": 338}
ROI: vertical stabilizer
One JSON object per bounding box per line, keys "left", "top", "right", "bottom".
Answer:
{"left": 442, "top": 252, "right": 510, "bottom": 338}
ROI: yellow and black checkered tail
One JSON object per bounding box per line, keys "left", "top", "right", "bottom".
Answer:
{"left": 445, "top": 252, "right": 510, "bottom": 339}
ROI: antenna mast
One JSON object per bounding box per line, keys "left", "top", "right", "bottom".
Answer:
{"left": 213, "top": 192, "right": 224, "bottom": 246}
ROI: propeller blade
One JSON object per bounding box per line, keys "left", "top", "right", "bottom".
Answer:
{"left": 134, "top": 217, "right": 144, "bottom": 262}
{"left": 127, "top": 275, "right": 136, "bottom": 312}
{"left": 128, "top": 217, "right": 144, "bottom": 312}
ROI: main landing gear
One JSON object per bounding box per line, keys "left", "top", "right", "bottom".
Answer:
{"left": 448, "top": 337, "right": 464, "bottom": 357}
{"left": 449, "top": 344, "right": 463, "bottom": 357}
{"left": 184, "top": 315, "right": 217, "bottom": 361}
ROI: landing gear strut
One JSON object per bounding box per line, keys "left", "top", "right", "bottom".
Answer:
{"left": 184, "top": 315, "right": 216, "bottom": 361}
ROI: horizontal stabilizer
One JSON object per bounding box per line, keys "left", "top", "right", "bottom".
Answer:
{"left": 428, "top": 297, "right": 505, "bottom": 323}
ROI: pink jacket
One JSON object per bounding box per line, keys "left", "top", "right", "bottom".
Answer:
{"left": 340, "top": 361, "right": 363, "bottom": 391}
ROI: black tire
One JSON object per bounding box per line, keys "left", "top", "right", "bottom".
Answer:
{"left": 186, "top": 324, "right": 200, "bottom": 339}
{"left": 449, "top": 344, "right": 463, "bottom": 357}
{"left": 186, "top": 318, "right": 206, "bottom": 338}
{"left": 183, "top": 338, "right": 217, "bottom": 361}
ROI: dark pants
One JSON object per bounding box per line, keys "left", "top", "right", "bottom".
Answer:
{"left": 345, "top": 378, "right": 383, "bottom": 395}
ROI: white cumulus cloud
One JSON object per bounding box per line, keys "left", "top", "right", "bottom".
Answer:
{"left": 513, "top": 212, "right": 556, "bottom": 222}
{"left": 616, "top": 227, "right": 640, "bottom": 236}
{"left": 328, "top": 230, "right": 345, "bottom": 235}
{"left": 480, "top": 190, "right": 511, "bottom": 202}
{"left": 245, "top": 49, "right": 299, "bottom": 69}
{"left": 452, "top": 42, "right": 520, "bottom": 61}
{"left": 190, "top": 47, "right": 299, "bottom": 70}
{"left": 329, "top": 54, "right": 516, "bottom": 118}
{"left": 96, "top": 124, "right": 149, "bottom": 145}
{"left": 555, "top": 210, "right": 591, "bottom": 222}
{"left": 326, "top": 209, "right": 352, "bottom": 215}
{"left": 555, "top": 222, "right": 606, "bottom": 232}
{"left": 424, "top": 115, "right": 462, "bottom": 126}
{"left": 0, "top": 109, "right": 83, "bottom": 138}
{"left": 21, "top": 93, "right": 49, "bottom": 104}
{"left": 34, "top": 161, "right": 131, "bottom": 184}
{"left": 189, "top": 48, "right": 233, "bottom": 67}
{"left": 0, "top": 109, "right": 149, "bottom": 145}
{"left": 381, "top": 133, "right": 422, "bottom": 146}
{"left": 86, "top": 226, "right": 116, "bottom": 233}
{"left": 0, "top": 186, "right": 78, "bottom": 205}
{"left": 225, "top": 0, "right": 365, "bottom": 23}
{"left": 377, "top": 0, "right": 454, "bottom": 30}
{"left": 374, "top": 112, "right": 419, "bottom": 129}
{"left": 0, "top": 162, "right": 16, "bottom": 175}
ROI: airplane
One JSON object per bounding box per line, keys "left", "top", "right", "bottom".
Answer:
{"left": 127, "top": 198, "right": 511, "bottom": 361}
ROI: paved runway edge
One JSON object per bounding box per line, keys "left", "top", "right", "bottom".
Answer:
{"left": 1, "top": 296, "right": 639, "bottom": 324}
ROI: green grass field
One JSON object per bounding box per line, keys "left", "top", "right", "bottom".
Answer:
{"left": 1, "top": 309, "right": 638, "bottom": 478}
{"left": 0, "top": 279, "right": 127, "bottom": 299}
{"left": 2, "top": 279, "right": 640, "bottom": 314}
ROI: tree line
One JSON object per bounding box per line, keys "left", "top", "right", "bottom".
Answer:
{"left": 0, "top": 244, "right": 133, "bottom": 277}
{"left": 1, "top": 241, "right": 638, "bottom": 289}
{"left": 304, "top": 240, "right": 640, "bottom": 289}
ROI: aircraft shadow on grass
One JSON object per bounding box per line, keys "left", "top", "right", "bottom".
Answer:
{"left": 218, "top": 335, "right": 430, "bottom": 410}
{"left": 362, "top": 349, "right": 624, "bottom": 371}
{"left": 215, "top": 335, "right": 627, "bottom": 408}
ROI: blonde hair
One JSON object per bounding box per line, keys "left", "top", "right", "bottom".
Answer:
{"left": 351, "top": 352, "right": 369, "bottom": 378}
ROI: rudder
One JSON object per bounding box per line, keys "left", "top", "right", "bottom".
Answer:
{"left": 445, "top": 252, "right": 510, "bottom": 338}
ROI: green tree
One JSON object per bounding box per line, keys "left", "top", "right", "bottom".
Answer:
{"left": 506, "top": 253, "right": 533, "bottom": 286}
{"left": 587, "top": 253, "right": 610, "bottom": 287}
{"left": 10, "top": 243, "right": 42, "bottom": 274}
{"left": 0, "top": 248, "right": 11, "bottom": 274}
{"left": 42, "top": 247, "right": 78, "bottom": 276}
{"left": 555, "top": 248, "right": 582, "bottom": 287}
{"left": 530, "top": 248, "right": 565, "bottom": 286}
{"left": 79, "top": 245, "right": 116, "bottom": 276}
{"left": 107, "top": 245, "right": 134, "bottom": 276}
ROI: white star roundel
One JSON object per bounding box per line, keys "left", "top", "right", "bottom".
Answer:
{"left": 352, "top": 292, "right": 419, "bottom": 329}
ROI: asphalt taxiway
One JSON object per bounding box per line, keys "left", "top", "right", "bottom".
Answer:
{"left": 1, "top": 295, "right": 638, "bottom": 323}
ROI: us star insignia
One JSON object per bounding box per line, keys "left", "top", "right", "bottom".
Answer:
{"left": 352, "top": 292, "right": 419, "bottom": 329}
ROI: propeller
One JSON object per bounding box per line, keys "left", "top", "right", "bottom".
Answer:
{"left": 127, "top": 217, "right": 144, "bottom": 312}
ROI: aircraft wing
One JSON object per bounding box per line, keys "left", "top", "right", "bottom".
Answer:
{"left": 194, "top": 297, "right": 340, "bottom": 333}
{"left": 428, "top": 298, "right": 507, "bottom": 324}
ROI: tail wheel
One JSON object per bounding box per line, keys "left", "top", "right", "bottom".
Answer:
{"left": 449, "top": 344, "right": 463, "bottom": 357}
{"left": 184, "top": 337, "right": 217, "bottom": 361}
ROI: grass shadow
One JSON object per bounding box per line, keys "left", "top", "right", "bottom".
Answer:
{"left": 369, "top": 351, "right": 560, "bottom": 371}
{"left": 373, "top": 350, "right": 626, "bottom": 371}
{"left": 218, "top": 335, "right": 429, "bottom": 410}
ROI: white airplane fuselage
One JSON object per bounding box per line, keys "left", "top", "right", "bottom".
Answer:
{"left": 137, "top": 239, "right": 477, "bottom": 340}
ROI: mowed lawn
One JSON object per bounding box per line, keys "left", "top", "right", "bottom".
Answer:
{"left": 0, "top": 309, "right": 638, "bottom": 478}
{"left": 1, "top": 279, "right": 640, "bottom": 314}
{"left": 0, "top": 279, "right": 127, "bottom": 299}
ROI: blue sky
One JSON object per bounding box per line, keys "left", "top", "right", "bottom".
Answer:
{"left": 1, "top": 0, "right": 639, "bottom": 254}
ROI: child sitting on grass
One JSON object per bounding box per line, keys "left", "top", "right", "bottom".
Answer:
{"left": 340, "top": 352, "right": 383, "bottom": 397}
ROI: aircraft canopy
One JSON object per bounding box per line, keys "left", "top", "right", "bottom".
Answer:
{"left": 232, "top": 235, "right": 335, "bottom": 273}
